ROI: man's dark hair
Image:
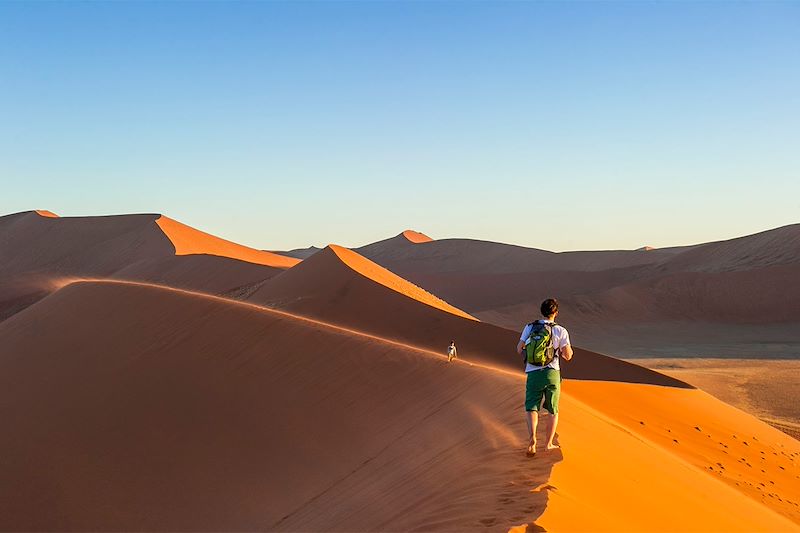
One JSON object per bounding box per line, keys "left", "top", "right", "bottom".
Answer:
{"left": 541, "top": 298, "right": 559, "bottom": 318}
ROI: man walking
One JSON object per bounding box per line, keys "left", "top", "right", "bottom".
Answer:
{"left": 447, "top": 341, "right": 458, "bottom": 363}
{"left": 516, "top": 298, "right": 573, "bottom": 457}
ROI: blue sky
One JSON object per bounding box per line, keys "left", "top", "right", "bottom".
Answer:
{"left": 1, "top": 1, "right": 798, "bottom": 251}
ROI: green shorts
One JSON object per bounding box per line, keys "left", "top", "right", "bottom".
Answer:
{"left": 525, "top": 368, "right": 560, "bottom": 414}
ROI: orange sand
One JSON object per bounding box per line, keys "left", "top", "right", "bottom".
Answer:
{"left": 2, "top": 280, "right": 797, "bottom": 530}
{"left": 402, "top": 229, "right": 433, "bottom": 243}
{"left": 156, "top": 215, "right": 299, "bottom": 269}
{"left": 34, "top": 209, "right": 58, "bottom": 218}
{"left": 531, "top": 381, "right": 800, "bottom": 532}
{"left": 328, "top": 244, "right": 475, "bottom": 320}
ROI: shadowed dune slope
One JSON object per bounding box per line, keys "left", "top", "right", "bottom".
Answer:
{"left": 273, "top": 245, "right": 322, "bottom": 260}
{"left": 246, "top": 246, "right": 690, "bottom": 388}
{"left": 358, "top": 226, "right": 800, "bottom": 358}
{"left": 0, "top": 281, "right": 796, "bottom": 531}
{"left": 0, "top": 211, "right": 291, "bottom": 320}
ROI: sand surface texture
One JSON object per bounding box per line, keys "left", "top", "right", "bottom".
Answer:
{"left": 2, "top": 211, "right": 799, "bottom": 531}
{"left": 0, "top": 280, "right": 798, "bottom": 531}
{"left": 633, "top": 358, "right": 800, "bottom": 439}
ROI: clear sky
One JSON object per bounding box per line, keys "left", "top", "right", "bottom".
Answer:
{"left": 1, "top": 1, "right": 798, "bottom": 252}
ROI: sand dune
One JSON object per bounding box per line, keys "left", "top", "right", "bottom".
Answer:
{"left": 155, "top": 216, "right": 298, "bottom": 269}
{"left": 356, "top": 225, "right": 800, "bottom": 360}
{"left": 273, "top": 245, "right": 322, "bottom": 260}
{"left": 0, "top": 211, "right": 294, "bottom": 322}
{"left": 0, "top": 280, "right": 796, "bottom": 530}
{"left": 631, "top": 358, "right": 800, "bottom": 439}
{"left": 245, "top": 245, "right": 686, "bottom": 387}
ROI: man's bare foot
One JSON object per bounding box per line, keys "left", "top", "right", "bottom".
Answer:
{"left": 526, "top": 440, "right": 537, "bottom": 457}
{"left": 545, "top": 443, "right": 560, "bottom": 451}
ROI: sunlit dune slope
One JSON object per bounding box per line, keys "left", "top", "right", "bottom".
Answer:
{"left": 0, "top": 281, "right": 797, "bottom": 531}
{"left": 401, "top": 229, "right": 433, "bottom": 243}
{"left": 329, "top": 244, "right": 474, "bottom": 319}
{"left": 155, "top": 216, "right": 299, "bottom": 268}
{"left": 531, "top": 380, "right": 800, "bottom": 532}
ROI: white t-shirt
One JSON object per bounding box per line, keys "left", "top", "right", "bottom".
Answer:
{"left": 520, "top": 320, "right": 570, "bottom": 373}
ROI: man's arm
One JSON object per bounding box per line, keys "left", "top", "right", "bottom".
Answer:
{"left": 517, "top": 340, "right": 526, "bottom": 354}
{"left": 560, "top": 344, "right": 574, "bottom": 361}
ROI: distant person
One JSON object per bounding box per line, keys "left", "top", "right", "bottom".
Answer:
{"left": 447, "top": 341, "right": 458, "bottom": 363}
{"left": 516, "top": 298, "right": 573, "bottom": 457}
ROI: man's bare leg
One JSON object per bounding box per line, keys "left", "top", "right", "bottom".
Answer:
{"left": 545, "top": 412, "right": 560, "bottom": 450}
{"left": 526, "top": 410, "right": 538, "bottom": 455}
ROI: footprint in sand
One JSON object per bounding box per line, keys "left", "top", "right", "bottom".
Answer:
{"left": 479, "top": 517, "right": 497, "bottom": 526}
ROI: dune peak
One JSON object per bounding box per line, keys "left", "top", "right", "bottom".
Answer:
{"left": 326, "top": 244, "right": 476, "bottom": 320}
{"left": 155, "top": 215, "right": 300, "bottom": 269}
{"left": 400, "top": 229, "right": 433, "bottom": 243}
{"left": 35, "top": 210, "right": 59, "bottom": 218}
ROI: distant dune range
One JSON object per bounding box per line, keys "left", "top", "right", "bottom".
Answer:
{"left": 355, "top": 226, "right": 800, "bottom": 359}
{"left": 2, "top": 210, "right": 799, "bottom": 530}
{"left": 0, "top": 210, "right": 297, "bottom": 321}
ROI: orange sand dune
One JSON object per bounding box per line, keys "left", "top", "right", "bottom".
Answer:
{"left": 0, "top": 280, "right": 797, "bottom": 530}
{"left": 328, "top": 244, "right": 474, "bottom": 320}
{"left": 0, "top": 210, "right": 293, "bottom": 322}
{"left": 155, "top": 216, "right": 299, "bottom": 269}
{"left": 402, "top": 229, "right": 433, "bottom": 243}
{"left": 533, "top": 381, "right": 800, "bottom": 532}
{"left": 245, "top": 246, "right": 688, "bottom": 389}
{"left": 34, "top": 209, "right": 58, "bottom": 217}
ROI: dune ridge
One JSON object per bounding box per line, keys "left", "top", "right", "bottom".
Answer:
{"left": 155, "top": 216, "right": 299, "bottom": 268}
{"left": 0, "top": 211, "right": 295, "bottom": 322}
{"left": 247, "top": 246, "right": 692, "bottom": 388}
{"left": 328, "top": 244, "right": 475, "bottom": 320}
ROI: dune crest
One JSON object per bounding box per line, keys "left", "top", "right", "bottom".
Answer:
{"left": 156, "top": 216, "right": 299, "bottom": 269}
{"left": 401, "top": 229, "right": 433, "bottom": 243}
{"left": 34, "top": 210, "right": 59, "bottom": 218}
{"left": 328, "top": 244, "right": 475, "bottom": 320}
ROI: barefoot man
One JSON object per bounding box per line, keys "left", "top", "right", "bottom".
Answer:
{"left": 516, "top": 298, "right": 573, "bottom": 457}
{"left": 447, "top": 341, "right": 458, "bottom": 363}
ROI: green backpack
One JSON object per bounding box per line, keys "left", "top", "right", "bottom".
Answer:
{"left": 524, "top": 321, "right": 558, "bottom": 367}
